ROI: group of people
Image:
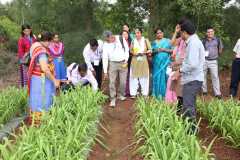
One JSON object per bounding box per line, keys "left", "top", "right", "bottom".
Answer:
{"left": 17, "top": 19, "right": 240, "bottom": 128}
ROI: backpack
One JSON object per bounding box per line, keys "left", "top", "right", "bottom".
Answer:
{"left": 119, "top": 36, "right": 125, "bottom": 52}
{"left": 70, "top": 63, "right": 79, "bottom": 76}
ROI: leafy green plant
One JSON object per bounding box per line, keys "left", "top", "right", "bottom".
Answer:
{"left": 135, "top": 98, "right": 213, "bottom": 160}
{"left": 0, "top": 87, "right": 106, "bottom": 160}
{"left": 0, "top": 87, "right": 27, "bottom": 126}
{"left": 197, "top": 99, "right": 240, "bottom": 147}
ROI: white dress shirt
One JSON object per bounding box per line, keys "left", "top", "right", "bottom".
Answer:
{"left": 233, "top": 39, "right": 240, "bottom": 58}
{"left": 67, "top": 63, "right": 98, "bottom": 91}
{"left": 83, "top": 40, "right": 103, "bottom": 71}
{"left": 180, "top": 34, "right": 205, "bottom": 85}
{"left": 102, "top": 35, "right": 129, "bottom": 73}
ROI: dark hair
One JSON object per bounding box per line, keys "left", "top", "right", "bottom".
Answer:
{"left": 121, "top": 30, "right": 129, "bottom": 35}
{"left": 37, "top": 31, "right": 53, "bottom": 42}
{"left": 89, "top": 39, "right": 98, "bottom": 47}
{"left": 178, "top": 17, "right": 188, "bottom": 25}
{"left": 154, "top": 27, "right": 164, "bottom": 34}
{"left": 206, "top": 26, "right": 214, "bottom": 31}
{"left": 52, "top": 32, "right": 59, "bottom": 37}
{"left": 123, "top": 23, "right": 129, "bottom": 28}
{"left": 78, "top": 63, "right": 88, "bottom": 73}
{"left": 135, "top": 27, "right": 143, "bottom": 33}
{"left": 21, "top": 24, "right": 33, "bottom": 37}
{"left": 180, "top": 20, "right": 196, "bottom": 35}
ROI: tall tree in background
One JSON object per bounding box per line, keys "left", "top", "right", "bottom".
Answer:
{"left": 95, "top": 0, "right": 148, "bottom": 34}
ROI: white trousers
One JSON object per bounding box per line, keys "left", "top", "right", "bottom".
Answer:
{"left": 130, "top": 68, "right": 149, "bottom": 96}
{"left": 202, "top": 60, "right": 221, "bottom": 96}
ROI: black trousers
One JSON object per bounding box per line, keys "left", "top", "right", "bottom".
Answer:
{"left": 92, "top": 61, "right": 103, "bottom": 89}
{"left": 182, "top": 81, "right": 202, "bottom": 120}
{"left": 230, "top": 58, "right": 240, "bottom": 97}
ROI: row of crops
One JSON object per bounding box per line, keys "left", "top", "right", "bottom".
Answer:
{"left": 0, "top": 87, "right": 27, "bottom": 127}
{"left": 198, "top": 99, "right": 240, "bottom": 148}
{"left": 135, "top": 98, "right": 213, "bottom": 160}
{"left": 0, "top": 87, "right": 106, "bottom": 160}
{"left": 0, "top": 86, "right": 240, "bottom": 159}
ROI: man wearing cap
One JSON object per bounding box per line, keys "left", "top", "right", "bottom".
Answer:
{"left": 102, "top": 31, "right": 129, "bottom": 107}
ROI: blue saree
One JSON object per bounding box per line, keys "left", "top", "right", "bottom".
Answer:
{"left": 151, "top": 38, "right": 172, "bottom": 99}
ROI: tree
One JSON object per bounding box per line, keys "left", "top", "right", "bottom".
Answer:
{"left": 95, "top": 0, "right": 148, "bottom": 34}
{"left": 223, "top": 6, "right": 240, "bottom": 44}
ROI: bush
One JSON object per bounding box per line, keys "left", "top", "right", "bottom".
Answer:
{"left": 0, "top": 87, "right": 106, "bottom": 160}
{"left": 61, "top": 31, "right": 102, "bottom": 65}
{"left": 0, "top": 16, "right": 20, "bottom": 52}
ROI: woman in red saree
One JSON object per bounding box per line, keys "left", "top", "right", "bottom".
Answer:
{"left": 17, "top": 24, "right": 36, "bottom": 87}
{"left": 27, "top": 31, "right": 60, "bottom": 125}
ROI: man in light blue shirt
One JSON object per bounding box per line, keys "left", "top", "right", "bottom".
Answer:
{"left": 173, "top": 20, "right": 205, "bottom": 132}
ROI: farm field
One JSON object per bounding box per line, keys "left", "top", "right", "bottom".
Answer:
{"left": 0, "top": 69, "right": 240, "bottom": 159}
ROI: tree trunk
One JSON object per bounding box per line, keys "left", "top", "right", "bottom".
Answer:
{"left": 148, "top": 0, "right": 160, "bottom": 40}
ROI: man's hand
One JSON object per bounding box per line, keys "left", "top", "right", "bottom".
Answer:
{"left": 104, "top": 73, "right": 108, "bottom": 80}
{"left": 91, "top": 70, "right": 96, "bottom": 76}
{"left": 122, "top": 62, "right": 128, "bottom": 68}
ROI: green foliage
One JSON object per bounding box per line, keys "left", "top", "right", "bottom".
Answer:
{"left": 0, "top": 87, "right": 106, "bottom": 160}
{"left": 0, "top": 87, "right": 27, "bottom": 126}
{"left": 135, "top": 98, "right": 213, "bottom": 159}
{"left": 0, "top": 16, "right": 20, "bottom": 40}
{"left": 176, "top": 0, "right": 224, "bottom": 33}
{"left": 95, "top": 0, "right": 148, "bottom": 34}
{"left": 0, "top": 16, "right": 20, "bottom": 51}
{"left": 61, "top": 31, "right": 95, "bottom": 65}
{"left": 223, "top": 6, "right": 240, "bottom": 44}
{"left": 4, "top": 0, "right": 103, "bottom": 62}
{"left": 197, "top": 99, "right": 240, "bottom": 148}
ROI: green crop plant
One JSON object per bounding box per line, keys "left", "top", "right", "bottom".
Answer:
{"left": 0, "top": 87, "right": 27, "bottom": 126}
{"left": 0, "top": 87, "right": 106, "bottom": 160}
{"left": 197, "top": 99, "right": 240, "bottom": 148}
{"left": 135, "top": 98, "right": 214, "bottom": 160}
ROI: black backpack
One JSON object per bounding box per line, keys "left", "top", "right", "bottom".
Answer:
{"left": 119, "top": 36, "right": 125, "bottom": 52}
{"left": 70, "top": 63, "right": 79, "bottom": 76}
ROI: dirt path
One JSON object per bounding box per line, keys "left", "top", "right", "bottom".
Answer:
{"left": 88, "top": 99, "right": 143, "bottom": 160}
{"left": 198, "top": 117, "right": 240, "bottom": 160}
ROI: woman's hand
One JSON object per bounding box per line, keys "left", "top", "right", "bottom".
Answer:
{"left": 175, "top": 24, "right": 181, "bottom": 33}
{"left": 54, "top": 79, "right": 60, "bottom": 88}
{"left": 158, "top": 48, "right": 165, "bottom": 52}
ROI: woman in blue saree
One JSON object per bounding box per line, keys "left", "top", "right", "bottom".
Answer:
{"left": 151, "top": 28, "right": 173, "bottom": 99}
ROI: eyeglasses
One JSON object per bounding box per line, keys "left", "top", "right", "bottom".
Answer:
{"left": 156, "top": 32, "right": 162, "bottom": 34}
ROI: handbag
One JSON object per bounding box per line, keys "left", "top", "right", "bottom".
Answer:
{"left": 19, "top": 53, "right": 31, "bottom": 66}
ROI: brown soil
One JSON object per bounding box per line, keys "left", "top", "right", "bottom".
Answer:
{"left": 198, "top": 70, "right": 240, "bottom": 160}
{"left": 88, "top": 99, "right": 143, "bottom": 160}
{"left": 198, "top": 117, "right": 240, "bottom": 160}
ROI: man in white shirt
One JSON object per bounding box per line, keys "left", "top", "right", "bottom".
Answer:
{"left": 102, "top": 31, "right": 129, "bottom": 107}
{"left": 230, "top": 39, "right": 240, "bottom": 97}
{"left": 83, "top": 39, "right": 103, "bottom": 89}
{"left": 173, "top": 19, "right": 205, "bottom": 133}
{"left": 66, "top": 63, "right": 98, "bottom": 91}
